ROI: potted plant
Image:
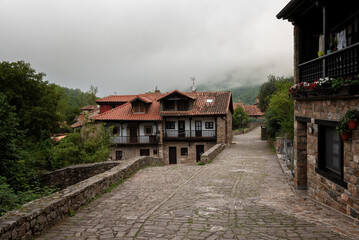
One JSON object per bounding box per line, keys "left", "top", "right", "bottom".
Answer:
{"left": 336, "top": 117, "right": 351, "bottom": 141}
{"left": 345, "top": 109, "right": 359, "bottom": 130}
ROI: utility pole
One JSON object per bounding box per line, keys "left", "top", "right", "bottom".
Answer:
{"left": 190, "top": 77, "right": 196, "bottom": 92}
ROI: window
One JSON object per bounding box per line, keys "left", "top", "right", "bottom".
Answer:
{"left": 205, "top": 122, "right": 214, "bottom": 129}
{"left": 116, "top": 151, "right": 122, "bottom": 160}
{"left": 140, "top": 149, "right": 150, "bottom": 156}
{"left": 145, "top": 126, "right": 152, "bottom": 135}
{"left": 316, "top": 121, "right": 346, "bottom": 187}
{"left": 164, "top": 100, "right": 175, "bottom": 110}
{"left": 181, "top": 148, "right": 188, "bottom": 156}
{"left": 133, "top": 101, "right": 146, "bottom": 113}
{"left": 166, "top": 122, "right": 175, "bottom": 129}
{"left": 113, "top": 126, "right": 119, "bottom": 135}
{"left": 177, "top": 99, "right": 189, "bottom": 111}
{"left": 153, "top": 149, "right": 158, "bottom": 155}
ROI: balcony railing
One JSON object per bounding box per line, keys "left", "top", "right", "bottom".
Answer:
{"left": 298, "top": 42, "right": 359, "bottom": 83}
{"left": 163, "top": 130, "right": 216, "bottom": 140}
{"left": 112, "top": 135, "right": 158, "bottom": 145}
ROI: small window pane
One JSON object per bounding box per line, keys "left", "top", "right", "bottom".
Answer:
{"left": 181, "top": 148, "right": 188, "bottom": 156}
{"left": 140, "top": 149, "right": 150, "bottom": 156}
{"left": 116, "top": 151, "right": 122, "bottom": 160}
{"left": 166, "top": 122, "right": 175, "bottom": 129}
{"left": 205, "top": 122, "right": 213, "bottom": 129}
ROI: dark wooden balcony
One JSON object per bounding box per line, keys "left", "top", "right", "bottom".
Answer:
{"left": 298, "top": 42, "right": 359, "bottom": 83}
{"left": 112, "top": 135, "right": 158, "bottom": 145}
{"left": 163, "top": 130, "right": 216, "bottom": 141}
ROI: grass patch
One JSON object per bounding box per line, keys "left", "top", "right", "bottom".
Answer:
{"left": 197, "top": 161, "right": 205, "bottom": 166}
{"left": 68, "top": 208, "right": 75, "bottom": 217}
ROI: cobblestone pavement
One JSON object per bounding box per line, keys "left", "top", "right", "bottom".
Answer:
{"left": 38, "top": 127, "right": 359, "bottom": 240}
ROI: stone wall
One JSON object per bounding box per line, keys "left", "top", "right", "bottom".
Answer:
{"left": 216, "top": 112, "right": 232, "bottom": 145}
{"left": 162, "top": 142, "right": 216, "bottom": 164}
{"left": 200, "top": 144, "right": 225, "bottom": 164}
{"left": 0, "top": 157, "right": 162, "bottom": 240}
{"left": 110, "top": 146, "right": 160, "bottom": 161}
{"left": 294, "top": 98, "right": 359, "bottom": 219}
{"left": 42, "top": 161, "right": 121, "bottom": 189}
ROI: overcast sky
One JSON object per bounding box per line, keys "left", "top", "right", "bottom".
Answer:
{"left": 0, "top": 0, "right": 293, "bottom": 97}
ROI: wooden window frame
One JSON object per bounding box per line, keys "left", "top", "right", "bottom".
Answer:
{"left": 140, "top": 149, "right": 150, "bottom": 156}
{"left": 144, "top": 126, "right": 152, "bottom": 135}
{"left": 166, "top": 121, "right": 175, "bottom": 129}
{"left": 315, "top": 119, "right": 347, "bottom": 188}
{"left": 181, "top": 148, "right": 188, "bottom": 156}
{"left": 205, "top": 122, "right": 214, "bottom": 129}
{"left": 115, "top": 151, "right": 122, "bottom": 160}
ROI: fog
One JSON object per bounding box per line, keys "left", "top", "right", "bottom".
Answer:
{"left": 0, "top": 0, "right": 293, "bottom": 96}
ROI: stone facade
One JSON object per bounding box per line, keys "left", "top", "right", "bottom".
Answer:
{"left": 0, "top": 157, "right": 162, "bottom": 240}
{"left": 294, "top": 98, "right": 359, "bottom": 219}
{"left": 110, "top": 145, "right": 160, "bottom": 160}
{"left": 42, "top": 161, "right": 121, "bottom": 189}
{"left": 162, "top": 141, "right": 216, "bottom": 165}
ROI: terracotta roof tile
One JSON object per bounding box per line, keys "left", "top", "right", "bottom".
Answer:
{"left": 234, "top": 102, "right": 263, "bottom": 117}
{"left": 93, "top": 91, "right": 232, "bottom": 121}
{"left": 160, "top": 91, "right": 232, "bottom": 116}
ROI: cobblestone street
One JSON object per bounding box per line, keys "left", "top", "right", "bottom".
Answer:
{"left": 38, "top": 127, "right": 359, "bottom": 240}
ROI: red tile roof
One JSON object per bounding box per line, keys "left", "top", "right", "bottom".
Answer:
{"left": 160, "top": 91, "right": 232, "bottom": 117}
{"left": 93, "top": 91, "right": 232, "bottom": 122}
{"left": 233, "top": 102, "right": 263, "bottom": 117}
{"left": 157, "top": 90, "right": 196, "bottom": 101}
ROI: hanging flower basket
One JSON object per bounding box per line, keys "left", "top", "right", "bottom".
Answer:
{"left": 348, "top": 120, "right": 358, "bottom": 130}
{"left": 341, "top": 132, "right": 350, "bottom": 141}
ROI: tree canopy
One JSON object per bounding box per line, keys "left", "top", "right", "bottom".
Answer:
{"left": 257, "top": 75, "right": 293, "bottom": 112}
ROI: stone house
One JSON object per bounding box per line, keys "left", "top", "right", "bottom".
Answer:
{"left": 93, "top": 90, "right": 233, "bottom": 164}
{"left": 233, "top": 102, "right": 264, "bottom": 118}
{"left": 277, "top": 1, "right": 359, "bottom": 219}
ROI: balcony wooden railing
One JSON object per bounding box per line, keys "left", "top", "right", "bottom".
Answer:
{"left": 163, "top": 130, "right": 216, "bottom": 140}
{"left": 112, "top": 135, "right": 158, "bottom": 144}
{"left": 299, "top": 42, "right": 359, "bottom": 83}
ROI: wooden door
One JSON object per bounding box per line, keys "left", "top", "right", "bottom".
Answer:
{"left": 169, "top": 147, "right": 177, "bottom": 164}
{"left": 196, "top": 145, "right": 204, "bottom": 162}
{"left": 178, "top": 121, "right": 185, "bottom": 137}
{"left": 129, "top": 125, "right": 137, "bottom": 143}
{"left": 195, "top": 121, "right": 202, "bottom": 137}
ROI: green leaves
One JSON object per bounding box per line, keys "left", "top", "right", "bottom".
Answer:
{"left": 264, "top": 78, "right": 294, "bottom": 138}
{"left": 50, "top": 123, "right": 113, "bottom": 170}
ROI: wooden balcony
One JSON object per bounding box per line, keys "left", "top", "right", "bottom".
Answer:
{"left": 163, "top": 130, "right": 216, "bottom": 141}
{"left": 112, "top": 135, "right": 158, "bottom": 145}
{"left": 298, "top": 42, "right": 359, "bottom": 83}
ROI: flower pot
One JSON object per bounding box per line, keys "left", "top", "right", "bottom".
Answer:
{"left": 348, "top": 120, "right": 358, "bottom": 130}
{"left": 341, "top": 132, "right": 350, "bottom": 141}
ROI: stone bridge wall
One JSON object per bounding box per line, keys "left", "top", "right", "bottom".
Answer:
{"left": 200, "top": 144, "right": 225, "bottom": 163}
{"left": 0, "top": 157, "right": 162, "bottom": 240}
{"left": 42, "top": 161, "right": 121, "bottom": 189}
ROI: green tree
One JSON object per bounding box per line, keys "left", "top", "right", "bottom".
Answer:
{"left": 50, "top": 123, "right": 113, "bottom": 170}
{"left": 257, "top": 75, "right": 293, "bottom": 112}
{"left": 265, "top": 80, "right": 294, "bottom": 138}
{"left": 233, "top": 105, "right": 249, "bottom": 129}
{"left": 0, "top": 61, "right": 62, "bottom": 140}
{"left": 0, "top": 93, "right": 24, "bottom": 179}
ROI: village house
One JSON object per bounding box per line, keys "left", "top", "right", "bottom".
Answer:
{"left": 92, "top": 90, "right": 233, "bottom": 164}
{"left": 233, "top": 101, "right": 264, "bottom": 119}
{"left": 277, "top": 1, "right": 359, "bottom": 219}
{"left": 71, "top": 105, "right": 100, "bottom": 129}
